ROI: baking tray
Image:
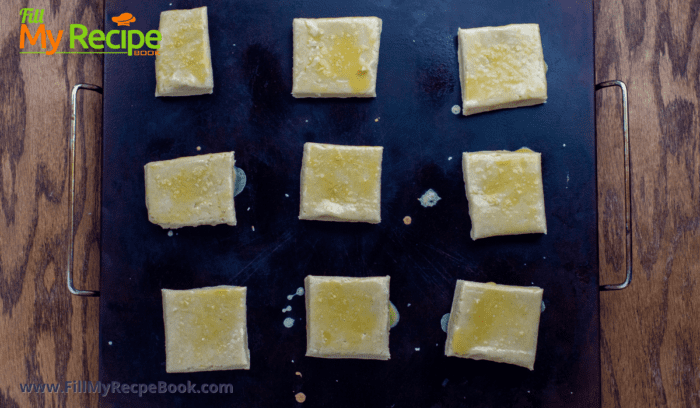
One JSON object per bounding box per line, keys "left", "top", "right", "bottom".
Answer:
{"left": 97, "top": 0, "right": 599, "bottom": 406}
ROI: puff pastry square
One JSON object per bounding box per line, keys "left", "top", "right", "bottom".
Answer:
{"left": 162, "top": 286, "right": 250, "bottom": 373}
{"left": 292, "top": 17, "right": 382, "bottom": 98}
{"left": 155, "top": 6, "right": 214, "bottom": 97}
{"left": 458, "top": 24, "right": 547, "bottom": 116}
{"left": 145, "top": 152, "right": 236, "bottom": 229}
{"left": 445, "top": 280, "right": 543, "bottom": 370}
{"left": 305, "top": 275, "right": 390, "bottom": 360}
{"left": 462, "top": 148, "right": 546, "bottom": 240}
{"left": 299, "top": 142, "right": 382, "bottom": 223}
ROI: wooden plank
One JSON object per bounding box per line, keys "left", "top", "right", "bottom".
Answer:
{"left": 0, "top": 1, "right": 101, "bottom": 407}
{"left": 596, "top": 0, "right": 700, "bottom": 407}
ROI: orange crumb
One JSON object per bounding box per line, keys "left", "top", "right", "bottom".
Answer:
{"left": 374, "top": 117, "right": 379, "bottom": 122}
{"left": 403, "top": 216, "right": 412, "bottom": 225}
{"left": 295, "top": 371, "right": 302, "bottom": 377}
{"left": 295, "top": 392, "right": 306, "bottom": 403}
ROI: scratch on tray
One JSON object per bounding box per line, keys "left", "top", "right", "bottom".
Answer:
{"left": 425, "top": 243, "right": 468, "bottom": 266}
{"left": 394, "top": 231, "right": 423, "bottom": 271}
{"left": 382, "top": 230, "right": 407, "bottom": 265}
{"left": 391, "top": 246, "right": 433, "bottom": 300}
{"left": 412, "top": 243, "right": 455, "bottom": 294}
{"left": 382, "top": 229, "right": 420, "bottom": 268}
{"left": 413, "top": 244, "right": 443, "bottom": 277}
{"left": 229, "top": 230, "right": 295, "bottom": 282}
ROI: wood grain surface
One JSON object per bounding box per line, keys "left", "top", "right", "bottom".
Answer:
{"left": 0, "top": 0, "right": 698, "bottom": 407}
{"left": 596, "top": 0, "right": 700, "bottom": 407}
{"left": 1, "top": 1, "right": 102, "bottom": 407}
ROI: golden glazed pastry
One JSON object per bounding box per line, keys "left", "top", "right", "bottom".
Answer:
{"left": 445, "top": 280, "right": 543, "bottom": 370}
{"left": 155, "top": 6, "right": 213, "bottom": 97}
{"left": 304, "top": 275, "right": 390, "bottom": 360}
{"left": 292, "top": 17, "right": 382, "bottom": 97}
{"left": 162, "top": 286, "right": 250, "bottom": 373}
{"left": 299, "top": 142, "right": 382, "bottom": 223}
{"left": 144, "top": 152, "right": 236, "bottom": 229}
{"left": 458, "top": 24, "right": 547, "bottom": 115}
{"left": 462, "top": 148, "right": 546, "bottom": 240}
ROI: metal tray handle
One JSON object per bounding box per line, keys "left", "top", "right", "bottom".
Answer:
{"left": 68, "top": 84, "right": 102, "bottom": 296}
{"left": 595, "top": 80, "right": 632, "bottom": 291}
{"left": 68, "top": 81, "right": 631, "bottom": 294}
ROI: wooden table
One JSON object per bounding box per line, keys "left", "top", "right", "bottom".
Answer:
{"left": 1, "top": 0, "right": 698, "bottom": 406}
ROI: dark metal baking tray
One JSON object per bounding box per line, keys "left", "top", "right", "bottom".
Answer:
{"left": 100, "top": 0, "right": 598, "bottom": 406}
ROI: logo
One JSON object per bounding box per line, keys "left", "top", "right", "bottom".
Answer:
{"left": 19, "top": 8, "right": 160, "bottom": 56}
{"left": 112, "top": 13, "right": 136, "bottom": 27}
{"left": 19, "top": 8, "right": 44, "bottom": 24}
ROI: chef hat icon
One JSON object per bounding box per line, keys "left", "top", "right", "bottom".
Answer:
{"left": 112, "top": 13, "right": 136, "bottom": 26}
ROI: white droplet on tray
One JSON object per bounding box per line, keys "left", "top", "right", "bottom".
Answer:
{"left": 418, "top": 189, "right": 441, "bottom": 207}
{"left": 283, "top": 317, "right": 295, "bottom": 328}
{"left": 451, "top": 105, "right": 461, "bottom": 115}
{"left": 233, "top": 167, "right": 247, "bottom": 197}
{"left": 389, "top": 301, "right": 400, "bottom": 329}
{"left": 441, "top": 313, "right": 450, "bottom": 333}
{"left": 287, "top": 287, "right": 305, "bottom": 300}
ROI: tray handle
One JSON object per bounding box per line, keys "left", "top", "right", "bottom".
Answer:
{"left": 67, "top": 81, "right": 630, "bottom": 294}
{"left": 595, "top": 80, "right": 632, "bottom": 291}
{"left": 68, "top": 84, "right": 102, "bottom": 297}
